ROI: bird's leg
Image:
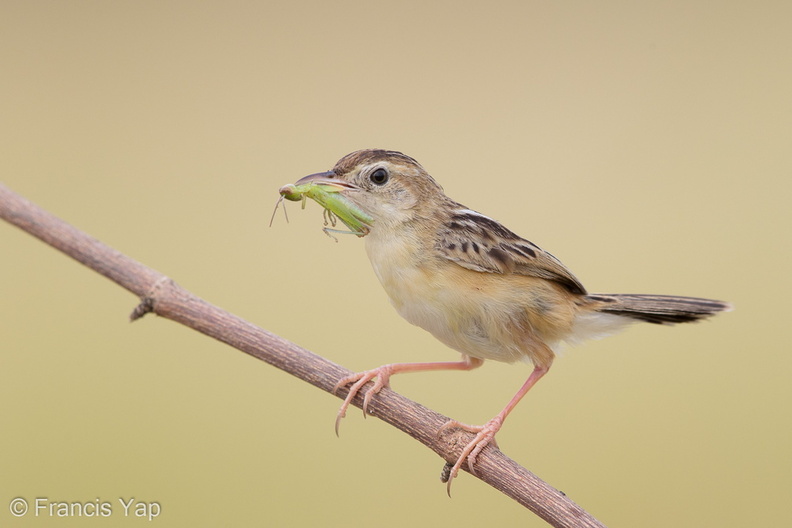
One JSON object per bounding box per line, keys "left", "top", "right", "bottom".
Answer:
{"left": 439, "top": 364, "right": 549, "bottom": 494}
{"left": 333, "top": 356, "right": 483, "bottom": 434}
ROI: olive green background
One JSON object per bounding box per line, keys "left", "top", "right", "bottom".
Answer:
{"left": 2, "top": 2, "right": 789, "bottom": 526}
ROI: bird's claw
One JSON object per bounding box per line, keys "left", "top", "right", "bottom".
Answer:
{"left": 333, "top": 366, "right": 395, "bottom": 435}
{"left": 438, "top": 416, "right": 503, "bottom": 495}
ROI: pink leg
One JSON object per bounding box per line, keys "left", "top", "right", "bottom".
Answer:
{"left": 333, "top": 356, "right": 483, "bottom": 434}
{"left": 439, "top": 365, "right": 549, "bottom": 494}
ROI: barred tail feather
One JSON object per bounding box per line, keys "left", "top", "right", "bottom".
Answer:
{"left": 587, "top": 294, "right": 732, "bottom": 324}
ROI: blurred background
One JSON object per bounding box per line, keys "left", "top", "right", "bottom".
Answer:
{"left": 2, "top": 1, "right": 790, "bottom": 526}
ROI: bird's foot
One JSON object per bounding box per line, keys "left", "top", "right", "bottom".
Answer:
{"left": 333, "top": 365, "right": 396, "bottom": 435}
{"left": 438, "top": 416, "right": 504, "bottom": 494}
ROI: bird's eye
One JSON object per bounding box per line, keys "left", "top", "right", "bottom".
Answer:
{"left": 369, "top": 167, "right": 389, "bottom": 185}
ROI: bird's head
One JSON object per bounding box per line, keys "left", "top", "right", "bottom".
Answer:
{"left": 282, "top": 149, "right": 447, "bottom": 236}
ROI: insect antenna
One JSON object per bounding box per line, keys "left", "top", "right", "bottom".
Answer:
{"left": 268, "top": 195, "right": 290, "bottom": 227}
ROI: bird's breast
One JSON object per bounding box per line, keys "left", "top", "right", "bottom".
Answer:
{"left": 362, "top": 230, "right": 571, "bottom": 365}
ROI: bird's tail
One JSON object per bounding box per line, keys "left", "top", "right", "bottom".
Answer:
{"left": 585, "top": 294, "right": 732, "bottom": 325}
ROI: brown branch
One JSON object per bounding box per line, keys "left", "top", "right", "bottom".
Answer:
{"left": 0, "top": 182, "right": 606, "bottom": 528}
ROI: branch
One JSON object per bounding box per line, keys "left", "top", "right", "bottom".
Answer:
{"left": 0, "top": 183, "right": 605, "bottom": 528}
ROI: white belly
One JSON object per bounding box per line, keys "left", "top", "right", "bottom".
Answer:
{"left": 363, "top": 231, "right": 535, "bottom": 363}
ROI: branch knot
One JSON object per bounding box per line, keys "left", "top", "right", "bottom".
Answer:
{"left": 130, "top": 276, "right": 173, "bottom": 321}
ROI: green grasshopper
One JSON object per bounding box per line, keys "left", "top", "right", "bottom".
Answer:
{"left": 270, "top": 181, "right": 373, "bottom": 239}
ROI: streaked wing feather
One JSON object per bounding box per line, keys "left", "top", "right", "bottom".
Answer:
{"left": 436, "top": 209, "right": 586, "bottom": 294}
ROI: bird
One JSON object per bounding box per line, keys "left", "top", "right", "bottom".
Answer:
{"left": 280, "top": 148, "right": 730, "bottom": 491}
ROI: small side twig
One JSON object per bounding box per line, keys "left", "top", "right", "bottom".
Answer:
{"left": 0, "top": 182, "right": 605, "bottom": 528}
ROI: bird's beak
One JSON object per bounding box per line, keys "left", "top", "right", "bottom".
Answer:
{"left": 277, "top": 170, "right": 373, "bottom": 237}
{"left": 293, "top": 171, "right": 357, "bottom": 191}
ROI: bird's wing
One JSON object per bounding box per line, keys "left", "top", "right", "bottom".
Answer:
{"left": 435, "top": 209, "right": 587, "bottom": 294}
